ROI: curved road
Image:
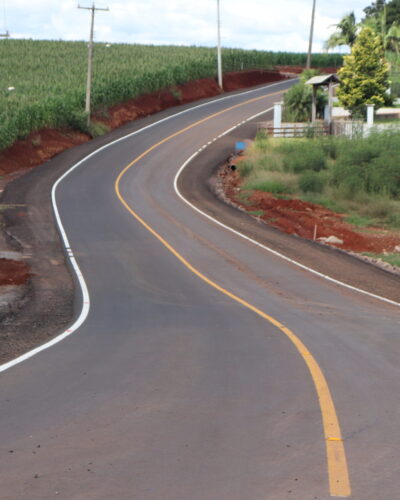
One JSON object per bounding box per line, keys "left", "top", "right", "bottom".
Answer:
{"left": 1, "top": 81, "right": 400, "bottom": 499}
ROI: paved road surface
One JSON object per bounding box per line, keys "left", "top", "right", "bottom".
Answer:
{"left": 1, "top": 81, "right": 400, "bottom": 499}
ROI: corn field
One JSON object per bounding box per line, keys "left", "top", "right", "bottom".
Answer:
{"left": 0, "top": 39, "right": 342, "bottom": 151}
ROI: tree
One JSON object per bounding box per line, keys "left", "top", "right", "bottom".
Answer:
{"left": 386, "top": 21, "right": 400, "bottom": 54}
{"left": 324, "top": 12, "right": 358, "bottom": 50}
{"left": 364, "top": 0, "right": 400, "bottom": 33}
{"left": 283, "top": 70, "right": 327, "bottom": 122}
{"left": 337, "top": 27, "right": 390, "bottom": 116}
{"left": 363, "top": 0, "right": 385, "bottom": 20}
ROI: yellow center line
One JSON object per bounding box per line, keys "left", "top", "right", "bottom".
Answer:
{"left": 114, "top": 90, "right": 351, "bottom": 497}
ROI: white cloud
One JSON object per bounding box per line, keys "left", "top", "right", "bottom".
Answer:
{"left": 2, "top": 0, "right": 369, "bottom": 51}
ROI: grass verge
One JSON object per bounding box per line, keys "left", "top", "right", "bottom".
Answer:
{"left": 237, "top": 129, "right": 400, "bottom": 230}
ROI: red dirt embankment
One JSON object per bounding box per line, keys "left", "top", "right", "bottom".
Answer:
{"left": 0, "top": 70, "right": 288, "bottom": 177}
{"left": 220, "top": 167, "right": 400, "bottom": 255}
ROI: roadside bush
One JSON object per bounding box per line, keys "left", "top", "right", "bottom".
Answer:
{"left": 88, "top": 121, "right": 110, "bottom": 138}
{"left": 238, "top": 160, "right": 254, "bottom": 178}
{"left": 245, "top": 179, "right": 294, "bottom": 194}
{"left": 67, "top": 110, "right": 90, "bottom": 133}
{"left": 254, "top": 129, "right": 269, "bottom": 153}
{"left": 279, "top": 141, "right": 326, "bottom": 173}
{"left": 318, "top": 136, "right": 341, "bottom": 159}
{"left": 333, "top": 131, "right": 400, "bottom": 198}
{"left": 283, "top": 80, "right": 327, "bottom": 122}
{"left": 299, "top": 170, "right": 326, "bottom": 193}
{"left": 388, "top": 212, "right": 400, "bottom": 228}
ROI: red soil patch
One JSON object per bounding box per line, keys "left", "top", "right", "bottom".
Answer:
{"left": 0, "top": 258, "right": 31, "bottom": 286}
{"left": 220, "top": 168, "right": 400, "bottom": 255}
{"left": 0, "top": 129, "right": 90, "bottom": 177}
{"left": 222, "top": 69, "right": 287, "bottom": 92}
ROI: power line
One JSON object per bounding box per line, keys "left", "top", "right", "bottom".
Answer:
{"left": 78, "top": 2, "right": 109, "bottom": 125}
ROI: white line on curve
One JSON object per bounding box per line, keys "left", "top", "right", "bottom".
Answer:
{"left": 173, "top": 109, "right": 400, "bottom": 309}
{"left": 0, "top": 79, "right": 294, "bottom": 374}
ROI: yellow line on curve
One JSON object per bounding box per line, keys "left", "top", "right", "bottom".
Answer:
{"left": 114, "top": 91, "right": 351, "bottom": 497}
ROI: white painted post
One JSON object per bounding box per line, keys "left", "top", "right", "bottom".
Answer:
{"left": 367, "top": 104, "right": 375, "bottom": 127}
{"left": 274, "top": 102, "right": 282, "bottom": 129}
{"left": 324, "top": 105, "right": 330, "bottom": 122}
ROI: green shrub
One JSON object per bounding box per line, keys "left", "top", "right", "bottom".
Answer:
{"left": 299, "top": 170, "right": 325, "bottom": 193}
{"left": 332, "top": 131, "right": 400, "bottom": 198}
{"left": 238, "top": 160, "right": 254, "bottom": 178}
{"left": 299, "top": 68, "right": 321, "bottom": 84}
{"left": 344, "top": 214, "right": 374, "bottom": 227}
{"left": 88, "top": 121, "right": 110, "bottom": 137}
{"left": 254, "top": 129, "right": 269, "bottom": 153}
{"left": 283, "top": 82, "right": 327, "bottom": 122}
{"left": 318, "top": 136, "right": 342, "bottom": 159}
{"left": 245, "top": 179, "right": 294, "bottom": 194}
{"left": 67, "top": 110, "right": 90, "bottom": 133}
{"left": 280, "top": 141, "right": 326, "bottom": 173}
{"left": 388, "top": 212, "right": 400, "bottom": 228}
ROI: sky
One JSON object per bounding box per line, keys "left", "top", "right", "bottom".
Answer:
{"left": 1, "top": 0, "right": 370, "bottom": 52}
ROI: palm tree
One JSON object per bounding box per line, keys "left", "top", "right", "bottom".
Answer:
{"left": 386, "top": 21, "right": 400, "bottom": 55}
{"left": 324, "top": 12, "right": 358, "bottom": 50}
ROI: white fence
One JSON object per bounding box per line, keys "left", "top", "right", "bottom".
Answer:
{"left": 332, "top": 120, "right": 400, "bottom": 138}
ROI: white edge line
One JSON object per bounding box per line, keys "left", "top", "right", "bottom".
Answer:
{"left": 0, "top": 79, "right": 295, "bottom": 374}
{"left": 173, "top": 108, "right": 400, "bottom": 309}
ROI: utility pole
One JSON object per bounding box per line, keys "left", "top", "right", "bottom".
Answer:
{"left": 78, "top": 2, "right": 109, "bottom": 125}
{"left": 216, "top": 0, "right": 223, "bottom": 89}
{"left": 306, "top": 0, "right": 316, "bottom": 69}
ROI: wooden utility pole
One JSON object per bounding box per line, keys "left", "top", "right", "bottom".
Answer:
{"left": 78, "top": 3, "right": 109, "bottom": 124}
{"left": 216, "top": 0, "right": 223, "bottom": 89}
{"left": 306, "top": 0, "right": 316, "bottom": 69}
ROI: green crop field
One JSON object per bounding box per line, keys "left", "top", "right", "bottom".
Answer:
{"left": 0, "top": 39, "right": 342, "bottom": 151}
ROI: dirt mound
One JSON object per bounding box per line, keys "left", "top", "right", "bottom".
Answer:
{"left": 220, "top": 167, "right": 400, "bottom": 255}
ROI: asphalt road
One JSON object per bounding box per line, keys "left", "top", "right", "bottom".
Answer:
{"left": 1, "top": 80, "right": 400, "bottom": 500}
